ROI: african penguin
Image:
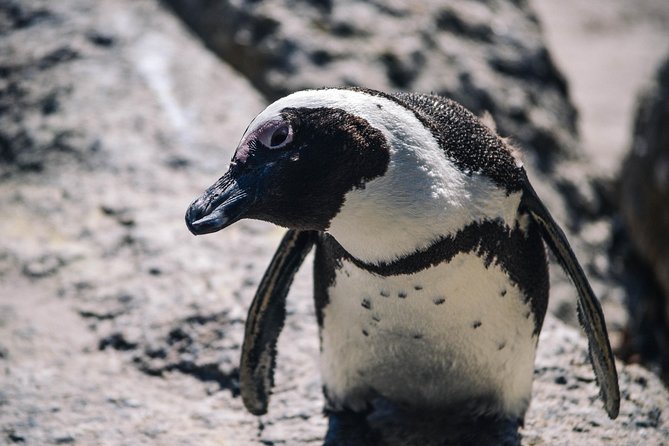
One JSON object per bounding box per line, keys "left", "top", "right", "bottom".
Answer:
{"left": 185, "top": 87, "right": 619, "bottom": 427}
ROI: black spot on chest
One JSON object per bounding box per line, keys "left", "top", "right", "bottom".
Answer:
{"left": 313, "top": 218, "right": 549, "bottom": 335}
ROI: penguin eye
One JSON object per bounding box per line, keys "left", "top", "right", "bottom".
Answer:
{"left": 270, "top": 125, "right": 290, "bottom": 146}
{"left": 259, "top": 121, "right": 293, "bottom": 149}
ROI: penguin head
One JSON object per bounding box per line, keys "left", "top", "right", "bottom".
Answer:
{"left": 186, "top": 89, "right": 393, "bottom": 235}
{"left": 186, "top": 88, "right": 524, "bottom": 263}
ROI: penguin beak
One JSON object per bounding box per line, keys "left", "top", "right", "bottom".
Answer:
{"left": 185, "top": 169, "right": 258, "bottom": 235}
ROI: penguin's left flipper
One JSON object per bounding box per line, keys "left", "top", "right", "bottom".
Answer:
{"left": 520, "top": 174, "right": 620, "bottom": 419}
{"left": 240, "top": 229, "right": 317, "bottom": 415}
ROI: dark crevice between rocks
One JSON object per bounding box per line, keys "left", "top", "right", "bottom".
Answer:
{"left": 0, "top": 44, "right": 97, "bottom": 177}
{"left": 0, "top": 1, "right": 53, "bottom": 32}
{"left": 79, "top": 308, "right": 127, "bottom": 321}
{"left": 77, "top": 291, "right": 136, "bottom": 325}
{"left": 435, "top": 8, "right": 493, "bottom": 42}
{"left": 488, "top": 47, "right": 569, "bottom": 98}
{"left": 99, "top": 332, "right": 138, "bottom": 351}
{"left": 161, "top": 0, "right": 289, "bottom": 101}
{"left": 4, "top": 428, "right": 26, "bottom": 444}
{"left": 98, "top": 311, "right": 242, "bottom": 396}
{"left": 611, "top": 226, "right": 669, "bottom": 385}
{"left": 138, "top": 360, "right": 241, "bottom": 397}
{"left": 21, "top": 253, "right": 66, "bottom": 278}
{"left": 37, "top": 47, "right": 80, "bottom": 71}
{"left": 86, "top": 31, "right": 116, "bottom": 48}
{"left": 380, "top": 51, "right": 424, "bottom": 89}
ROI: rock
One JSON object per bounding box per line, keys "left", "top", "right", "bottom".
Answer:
{"left": 618, "top": 53, "right": 669, "bottom": 383}
{"left": 165, "top": 0, "right": 578, "bottom": 173}
{"left": 22, "top": 253, "right": 65, "bottom": 278}
{"left": 51, "top": 432, "right": 76, "bottom": 444}
{"left": 0, "top": 0, "right": 91, "bottom": 177}
{"left": 523, "top": 317, "right": 669, "bottom": 445}
{"left": 1, "top": 0, "right": 667, "bottom": 445}
{"left": 0, "top": 0, "right": 270, "bottom": 444}
{"left": 622, "top": 54, "right": 669, "bottom": 303}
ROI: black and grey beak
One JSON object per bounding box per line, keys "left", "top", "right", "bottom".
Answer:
{"left": 185, "top": 170, "right": 257, "bottom": 235}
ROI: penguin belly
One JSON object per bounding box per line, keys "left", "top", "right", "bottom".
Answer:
{"left": 319, "top": 252, "right": 538, "bottom": 418}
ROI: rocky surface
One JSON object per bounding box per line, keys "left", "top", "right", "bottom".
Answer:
{"left": 618, "top": 54, "right": 669, "bottom": 382}
{"left": 165, "top": 0, "right": 578, "bottom": 171}
{"left": 1, "top": 0, "right": 668, "bottom": 445}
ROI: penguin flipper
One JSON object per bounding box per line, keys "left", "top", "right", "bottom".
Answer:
{"left": 520, "top": 175, "right": 620, "bottom": 419}
{"left": 240, "top": 229, "right": 317, "bottom": 415}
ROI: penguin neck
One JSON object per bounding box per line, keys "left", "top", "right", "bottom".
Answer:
{"left": 325, "top": 213, "right": 448, "bottom": 266}
{"left": 322, "top": 125, "right": 523, "bottom": 265}
{"left": 324, "top": 180, "right": 523, "bottom": 266}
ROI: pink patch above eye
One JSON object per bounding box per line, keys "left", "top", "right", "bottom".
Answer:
{"left": 233, "top": 119, "right": 292, "bottom": 163}
{"left": 234, "top": 142, "right": 252, "bottom": 163}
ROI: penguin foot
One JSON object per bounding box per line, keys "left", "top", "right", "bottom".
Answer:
{"left": 323, "top": 409, "right": 378, "bottom": 446}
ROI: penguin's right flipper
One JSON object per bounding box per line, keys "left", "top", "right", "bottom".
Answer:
{"left": 520, "top": 174, "right": 620, "bottom": 419}
{"left": 240, "top": 229, "right": 317, "bottom": 415}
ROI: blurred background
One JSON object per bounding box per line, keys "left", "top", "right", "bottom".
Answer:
{"left": 1, "top": 0, "right": 668, "bottom": 444}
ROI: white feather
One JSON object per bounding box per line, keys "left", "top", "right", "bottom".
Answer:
{"left": 320, "top": 253, "right": 537, "bottom": 418}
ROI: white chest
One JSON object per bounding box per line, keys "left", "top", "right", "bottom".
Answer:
{"left": 319, "top": 252, "right": 538, "bottom": 418}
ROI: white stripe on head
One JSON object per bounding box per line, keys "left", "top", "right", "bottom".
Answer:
{"left": 251, "top": 88, "right": 521, "bottom": 264}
